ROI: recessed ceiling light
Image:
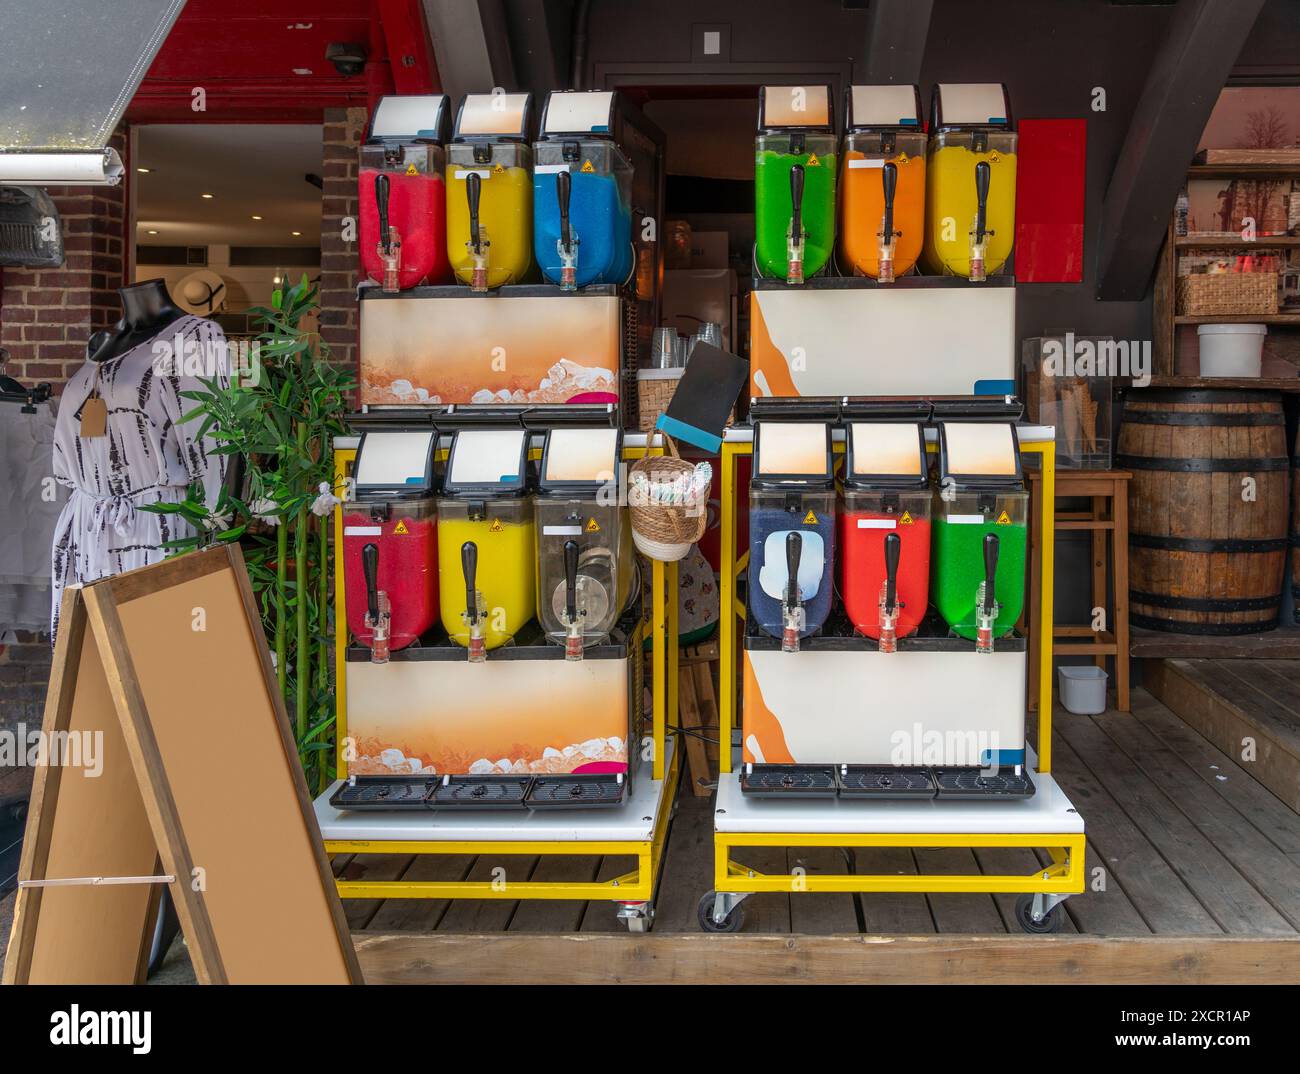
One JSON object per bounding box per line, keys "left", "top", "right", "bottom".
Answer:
{"left": 251, "top": 214, "right": 263, "bottom": 220}
{"left": 200, "top": 192, "right": 214, "bottom": 199}
{"left": 137, "top": 167, "right": 151, "bottom": 173}
{"left": 291, "top": 230, "right": 302, "bottom": 236}
{"left": 147, "top": 229, "right": 158, "bottom": 234}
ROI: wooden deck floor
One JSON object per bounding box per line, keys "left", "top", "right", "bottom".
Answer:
{"left": 337, "top": 687, "right": 1300, "bottom": 981}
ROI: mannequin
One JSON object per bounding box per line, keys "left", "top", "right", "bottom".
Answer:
{"left": 88, "top": 279, "right": 188, "bottom": 363}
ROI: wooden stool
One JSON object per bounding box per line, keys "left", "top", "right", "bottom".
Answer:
{"left": 1026, "top": 469, "right": 1131, "bottom": 712}
{"left": 677, "top": 638, "right": 720, "bottom": 796}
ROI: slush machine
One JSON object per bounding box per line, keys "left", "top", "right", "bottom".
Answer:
{"left": 360, "top": 95, "right": 452, "bottom": 291}
{"left": 839, "top": 85, "right": 926, "bottom": 282}
{"left": 533, "top": 90, "right": 634, "bottom": 290}
{"left": 922, "top": 84, "right": 1017, "bottom": 281}
{"left": 436, "top": 428, "right": 536, "bottom": 658}
{"left": 447, "top": 92, "right": 534, "bottom": 291}
{"left": 342, "top": 428, "right": 439, "bottom": 660}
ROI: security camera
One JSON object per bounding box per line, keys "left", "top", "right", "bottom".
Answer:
{"left": 325, "top": 42, "right": 368, "bottom": 77}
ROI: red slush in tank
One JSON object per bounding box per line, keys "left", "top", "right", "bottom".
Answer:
{"left": 343, "top": 504, "right": 439, "bottom": 651}
{"left": 839, "top": 494, "right": 931, "bottom": 639}
{"left": 359, "top": 167, "right": 450, "bottom": 290}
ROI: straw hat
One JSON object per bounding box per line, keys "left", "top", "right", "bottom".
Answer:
{"left": 174, "top": 269, "right": 228, "bottom": 316}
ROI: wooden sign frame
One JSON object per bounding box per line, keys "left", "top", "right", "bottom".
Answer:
{"left": 4, "top": 545, "right": 361, "bottom": 985}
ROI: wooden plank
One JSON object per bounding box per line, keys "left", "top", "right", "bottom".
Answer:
{"left": 1132, "top": 690, "right": 1300, "bottom": 855}
{"left": 435, "top": 856, "right": 539, "bottom": 932}
{"left": 509, "top": 855, "right": 602, "bottom": 933}
{"left": 853, "top": 848, "right": 935, "bottom": 934}
{"left": 1055, "top": 710, "right": 1293, "bottom": 935}
{"left": 1091, "top": 704, "right": 1300, "bottom": 931}
{"left": 1208, "top": 660, "right": 1300, "bottom": 759}
{"left": 915, "top": 849, "right": 1005, "bottom": 933}
{"left": 785, "top": 847, "right": 860, "bottom": 934}
{"left": 352, "top": 932, "right": 1300, "bottom": 985}
{"left": 647, "top": 795, "right": 713, "bottom": 933}
{"left": 1132, "top": 627, "right": 1300, "bottom": 659}
{"left": 363, "top": 854, "right": 475, "bottom": 932}
{"left": 335, "top": 854, "right": 418, "bottom": 930}
{"left": 1036, "top": 839, "right": 1152, "bottom": 937}
{"left": 1050, "top": 733, "right": 1221, "bottom": 934}
{"left": 975, "top": 846, "right": 1077, "bottom": 934}
{"left": 578, "top": 856, "right": 634, "bottom": 934}
{"left": 727, "top": 845, "right": 792, "bottom": 934}
{"left": 677, "top": 672, "right": 713, "bottom": 797}
{"left": 1146, "top": 659, "right": 1300, "bottom": 813}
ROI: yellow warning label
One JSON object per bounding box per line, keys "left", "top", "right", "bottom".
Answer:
{"left": 492, "top": 163, "right": 505, "bottom": 175}
{"left": 585, "top": 517, "right": 601, "bottom": 532}
{"left": 803, "top": 510, "right": 818, "bottom": 525}
{"left": 996, "top": 510, "right": 1012, "bottom": 525}
{"left": 900, "top": 511, "right": 914, "bottom": 525}
{"left": 405, "top": 163, "right": 419, "bottom": 176}
{"left": 989, "top": 152, "right": 1001, "bottom": 164}
{"left": 393, "top": 520, "right": 409, "bottom": 535}
{"left": 897, "top": 151, "right": 909, "bottom": 165}
{"left": 807, "top": 152, "right": 820, "bottom": 167}
{"left": 581, "top": 159, "right": 595, "bottom": 173}
{"left": 488, "top": 518, "right": 504, "bottom": 533}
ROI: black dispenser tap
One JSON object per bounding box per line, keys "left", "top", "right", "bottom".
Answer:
{"left": 781, "top": 530, "right": 804, "bottom": 653}
{"left": 561, "top": 538, "right": 584, "bottom": 660}
{"left": 466, "top": 170, "right": 490, "bottom": 292}
{"left": 375, "top": 173, "right": 402, "bottom": 292}
{"left": 556, "top": 168, "right": 579, "bottom": 290}
{"left": 461, "top": 540, "right": 486, "bottom": 662}
{"left": 362, "top": 542, "right": 391, "bottom": 664}
{"left": 878, "top": 161, "right": 900, "bottom": 283}
{"left": 878, "top": 531, "right": 901, "bottom": 653}
{"left": 976, "top": 532, "right": 1000, "bottom": 653}
{"left": 786, "top": 163, "right": 806, "bottom": 285}
{"left": 970, "top": 160, "right": 993, "bottom": 282}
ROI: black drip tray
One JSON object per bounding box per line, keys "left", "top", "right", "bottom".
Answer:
{"left": 932, "top": 767, "right": 1036, "bottom": 800}
{"left": 838, "top": 766, "right": 936, "bottom": 799}
{"left": 740, "top": 765, "right": 837, "bottom": 798}
{"left": 527, "top": 775, "right": 627, "bottom": 809}
{"left": 430, "top": 775, "right": 532, "bottom": 809}
{"left": 329, "top": 777, "right": 432, "bottom": 811}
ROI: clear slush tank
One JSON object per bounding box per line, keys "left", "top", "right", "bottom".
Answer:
{"left": 754, "top": 131, "right": 837, "bottom": 282}
{"left": 932, "top": 490, "right": 1027, "bottom": 641}
{"left": 535, "top": 499, "right": 633, "bottom": 647}
{"left": 446, "top": 140, "right": 532, "bottom": 289}
{"left": 839, "top": 129, "right": 926, "bottom": 279}
{"left": 533, "top": 138, "right": 633, "bottom": 288}
{"left": 436, "top": 496, "right": 536, "bottom": 651}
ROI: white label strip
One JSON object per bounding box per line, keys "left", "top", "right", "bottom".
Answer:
{"left": 946, "top": 514, "right": 986, "bottom": 525}
{"left": 344, "top": 526, "right": 383, "bottom": 536}
{"left": 856, "top": 518, "right": 898, "bottom": 529}
{"left": 543, "top": 525, "right": 583, "bottom": 536}
{"left": 535, "top": 163, "right": 570, "bottom": 174}
{"left": 455, "top": 168, "right": 493, "bottom": 179}
{"left": 848, "top": 158, "right": 886, "bottom": 169}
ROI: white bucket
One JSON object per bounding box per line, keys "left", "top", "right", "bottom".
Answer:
{"left": 1058, "top": 665, "right": 1109, "bottom": 715}
{"left": 1197, "top": 323, "right": 1266, "bottom": 377}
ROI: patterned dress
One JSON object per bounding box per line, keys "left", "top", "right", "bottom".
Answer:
{"left": 50, "top": 314, "right": 229, "bottom": 641}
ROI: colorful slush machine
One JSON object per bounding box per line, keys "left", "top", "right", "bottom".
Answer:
{"left": 341, "top": 427, "right": 440, "bottom": 661}
{"left": 535, "top": 423, "right": 634, "bottom": 659}
{"left": 922, "top": 84, "right": 1017, "bottom": 281}
{"left": 748, "top": 414, "right": 836, "bottom": 650}
{"left": 932, "top": 420, "right": 1028, "bottom": 647}
{"left": 360, "top": 95, "right": 452, "bottom": 291}
{"left": 754, "top": 84, "right": 837, "bottom": 285}
{"left": 447, "top": 92, "right": 534, "bottom": 292}
{"left": 838, "top": 410, "right": 933, "bottom": 648}
{"left": 436, "top": 427, "right": 536, "bottom": 659}
{"left": 839, "top": 85, "right": 926, "bottom": 282}
{"left": 533, "top": 90, "right": 634, "bottom": 290}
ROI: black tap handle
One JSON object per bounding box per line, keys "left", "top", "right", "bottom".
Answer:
{"left": 982, "top": 532, "right": 999, "bottom": 616}
{"left": 883, "top": 532, "right": 900, "bottom": 613}
{"left": 881, "top": 162, "right": 897, "bottom": 238}
{"left": 557, "top": 169, "right": 572, "bottom": 251}
{"left": 974, "top": 161, "right": 991, "bottom": 244}
{"left": 784, "top": 530, "right": 803, "bottom": 611}
{"left": 789, "top": 164, "right": 805, "bottom": 239}
{"left": 376, "top": 174, "right": 391, "bottom": 254}
{"left": 461, "top": 541, "right": 479, "bottom": 625}
{"left": 362, "top": 543, "right": 380, "bottom": 623}
{"left": 467, "top": 170, "right": 482, "bottom": 252}
{"left": 564, "top": 539, "right": 579, "bottom": 622}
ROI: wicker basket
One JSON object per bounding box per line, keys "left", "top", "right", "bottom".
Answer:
{"left": 1176, "top": 272, "right": 1279, "bottom": 317}
{"left": 636, "top": 368, "right": 684, "bottom": 434}
{"left": 628, "top": 435, "right": 707, "bottom": 562}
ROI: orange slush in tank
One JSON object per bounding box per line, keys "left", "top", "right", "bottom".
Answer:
{"left": 838, "top": 85, "right": 926, "bottom": 280}
{"left": 922, "top": 84, "right": 1018, "bottom": 280}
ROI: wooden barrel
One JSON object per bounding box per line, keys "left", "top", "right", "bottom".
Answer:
{"left": 1293, "top": 425, "right": 1300, "bottom": 623}
{"left": 1117, "top": 388, "right": 1288, "bottom": 634}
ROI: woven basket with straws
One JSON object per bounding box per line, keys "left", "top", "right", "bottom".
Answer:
{"left": 628, "top": 434, "right": 709, "bottom": 562}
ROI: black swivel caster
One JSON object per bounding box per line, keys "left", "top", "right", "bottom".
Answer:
{"left": 698, "top": 890, "right": 744, "bottom": 933}
{"left": 1015, "top": 893, "right": 1064, "bottom": 934}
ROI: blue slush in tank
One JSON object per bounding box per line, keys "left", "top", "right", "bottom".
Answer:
{"left": 534, "top": 92, "right": 633, "bottom": 289}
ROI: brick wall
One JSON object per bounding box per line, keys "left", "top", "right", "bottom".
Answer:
{"left": 319, "top": 106, "right": 366, "bottom": 377}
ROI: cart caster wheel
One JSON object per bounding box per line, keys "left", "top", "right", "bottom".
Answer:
{"left": 698, "top": 891, "right": 743, "bottom": 933}
{"left": 626, "top": 911, "right": 653, "bottom": 933}
{"left": 1015, "top": 894, "right": 1063, "bottom": 934}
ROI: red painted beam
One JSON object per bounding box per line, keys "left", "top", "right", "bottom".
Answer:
{"left": 377, "top": 0, "right": 440, "bottom": 94}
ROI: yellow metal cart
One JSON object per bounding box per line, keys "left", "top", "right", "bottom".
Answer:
{"left": 315, "top": 435, "right": 681, "bottom": 931}
{"left": 706, "top": 426, "right": 1085, "bottom": 933}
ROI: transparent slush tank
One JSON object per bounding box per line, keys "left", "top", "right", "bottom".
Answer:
{"left": 436, "top": 497, "right": 536, "bottom": 649}
{"left": 932, "top": 490, "right": 1027, "bottom": 640}
{"left": 343, "top": 495, "right": 439, "bottom": 652}
{"left": 359, "top": 141, "right": 449, "bottom": 289}
{"left": 748, "top": 489, "right": 836, "bottom": 638}
{"left": 754, "top": 132, "right": 837, "bottom": 281}
{"left": 839, "top": 130, "right": 926, "bottom": 279}
{"left": 922, "top": 129, "right": 1017, "bottom": 278}
{"left": 838, "top": 489, "right": 932, "bottom": 639}
{"left": 446, "top": 141, "right": 533, "bottom": 289}
{"left": 533, "top": 139, "right": 633, "bottom": 288}
{"left": 535, "top": 499, "right": 633, "bottom": 644}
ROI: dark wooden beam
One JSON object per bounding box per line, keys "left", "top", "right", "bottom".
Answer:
{"left": 422, "top": 0, "right": 518, "bottom": 101}
{"left": 1096, "top": 0, "right": 1268, "bottom": 301}
{"left": 863, "top": 0, "right": 934, "bottom": 85}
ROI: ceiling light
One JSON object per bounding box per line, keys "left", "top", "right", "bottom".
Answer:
{"left": 200, "top": 192, "right": 214, "bottom": 199}
{"left": 137, "top": 166, "right": 151, "bottom": 173}
{"left": 291, "top": 230, "right": 302, "bottom": 236}
{"left": 251, "top": 214, "right": 263, "bottom": 220}
{"left": 147, "top": 229, "right": 158, "bottom": 234}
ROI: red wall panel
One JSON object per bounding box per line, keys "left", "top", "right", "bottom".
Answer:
{"left": 1014, "top": 118, "right": 1087, "bottom": 283}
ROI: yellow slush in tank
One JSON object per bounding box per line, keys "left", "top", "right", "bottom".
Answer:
{"left": 921, "top": 84, "right": 1017, "bottom": 280}
{"left": 437, "top": 506, "right": 536, "bottom": 649}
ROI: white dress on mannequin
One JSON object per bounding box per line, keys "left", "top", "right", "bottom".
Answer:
{"left": 50, "top": 314, "right": 230, "bottom": 641}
